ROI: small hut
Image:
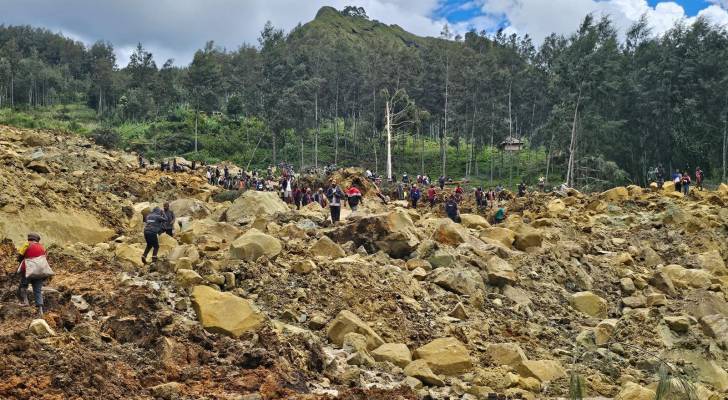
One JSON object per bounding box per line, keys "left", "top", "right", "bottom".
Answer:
{"left": 498, "top": 136, "right": 525, "bottom": 152}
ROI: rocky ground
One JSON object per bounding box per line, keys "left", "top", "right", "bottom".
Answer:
{"left": 0, "top": 125, "right": 727, "bottom": 400}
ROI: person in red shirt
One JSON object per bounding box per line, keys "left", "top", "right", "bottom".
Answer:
{"left": 427, "top": 185, "right": 437, "bottom": 207}
{"left": 17, "top": 232, "right": 47, "bottom": 315}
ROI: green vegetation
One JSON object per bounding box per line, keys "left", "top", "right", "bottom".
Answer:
{"left": 1, "top": 7, "right": 727, "bottom": 190}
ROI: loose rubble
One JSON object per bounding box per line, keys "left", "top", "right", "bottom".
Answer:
{"left": 1, "top": 125, "right": 727, "bottom": 399}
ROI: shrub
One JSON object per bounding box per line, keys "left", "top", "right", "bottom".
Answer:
{"left": 91, "top": 127, "right": 121, "bottom": 149}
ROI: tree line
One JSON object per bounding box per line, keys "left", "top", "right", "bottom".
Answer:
{"left": 1, "top": 6, "right": 728, "bottom": 187}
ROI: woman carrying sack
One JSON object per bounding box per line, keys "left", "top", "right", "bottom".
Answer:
{"left": 17, "top": 232, "right": 53, "bottom": 317}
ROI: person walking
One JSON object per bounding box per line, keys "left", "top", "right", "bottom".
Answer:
{"left": 162, "top": 202, "right": 175, "bottom": 236}
{"left": 518, "top": 182, "right": 527, "bottom": 197}
{"left": 314, "top": 188, "right": 328, "bottom": 208}
{"left": 673, "top": 170, "right": 682, "bottom": 193}
{"left": 695, "top": 167, "right": 704, "bottom": 191}
{"left": 438, "top": 176, "right": 446, "bottom": 191}
{"left": 293, "top": 184, "right": 303, "bottom": 210}
{"left": 427, "top": 184, "right": 437, "bottom": 207}
{"left": 444, "top": 196, "right": 460, "bottom": 223}
{"left": 142, "top": 207, "right": 167, "bottom": 265}
{"left": 326, "top": 182, "right": 345, "bottom": 223}
{"left": 475, "top": 187, "right": 485, "bottom": 209}
{"left": 681, "top": 171, "right": 691, "bottom": 195}
{"left": 17, "top": 232, "right": 51, "bottom": 317}
{"left": 410, "top": 184, "right": 421, "bottom": 208}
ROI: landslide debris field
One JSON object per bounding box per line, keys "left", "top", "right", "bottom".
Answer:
{"left": 1, "top": 125, "right": 728, "bottom": 400}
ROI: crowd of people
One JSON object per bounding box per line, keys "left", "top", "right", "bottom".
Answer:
{"left": 652, "top": 165, "right": 704, "bottom": 195}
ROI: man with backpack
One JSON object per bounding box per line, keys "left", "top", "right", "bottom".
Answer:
{"left": 17, "top": 232, "right": 51, "bottom": 317}
{"left": 142, "top": 207, "right": 167, "bottom": 265}
{"left": 326, "top": 182, "right": 345, "bottom": 223}
{"left": 445, "top": 196, "right": 461, "bottom": 223}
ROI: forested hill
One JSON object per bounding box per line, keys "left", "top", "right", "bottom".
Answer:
{"left": 1, "top": 6, "right": 728, "bottom": 188}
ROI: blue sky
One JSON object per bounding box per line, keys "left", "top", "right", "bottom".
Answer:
{"left": 431, "top": 0, "right": 728, "bottom": 43}
{"left": 438, "top": 0, "right": 712, "bottom": 22}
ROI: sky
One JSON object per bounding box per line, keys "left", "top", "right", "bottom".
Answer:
{"left": 0, "top": 0, "right": 726, "bottom": 66}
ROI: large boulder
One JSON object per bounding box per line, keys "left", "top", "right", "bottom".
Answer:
{"left": 404, "top": 360, "right": 444, "bottom": 386}
{"left": 413, "top": 337, "right": 472, "bottom": 375}
{"left": 371, "top": 343, "right": 412, "bottom": 367}
{"left": 479, "top": 227, "right": 516, "bottom": 248}
{"left": 486, "top": 343, "right": 528, "bottom": 367}
{"left": 310, "top": 236, "right": 346, "bottom": 259}
{"left": 180, "top": 219, "right": 242, "bottom": 244}
{"left": 516, "top": 359, "right": 566, "bottom": 382}
{"left": 460, "top": 214, "right": 490, "bottom": 229}
{"left": 169, "top": 198, "right": 211, "bottom": 219}
{"left": 615, "top": 382, "right": 655, "bottom": 400}
{"left": 601, "top": 186, "right": 629, "bottom": 202}
{"left": 168, "top": 244, "right": 200, "bottom": 265}
{"left": 434, "top": 220, "right": 472, "bottom": 245}
{"left": 546, "top": 199, "right": 567, "bottom": 216}
{"left": 190, "top": 285, "right": 265, "bottom": 337}
{"left": 485, "top": 256, "right": 517, "bottom": 286}
{"left": 430, "top": 267, "right": 485, "bottom": 296}
{"left": 0, "top": 207, "right": 115, "bottom": 246}
{"left": 697, "top": 250, "right": 727, "bottom": 276}
{"left": 513, "top": 226, "right": 543, "bottom": 251}
{"left": 229, "top": 228, "right": 282, "bottom": 260}
{"left": 175, "top": 269, "right": 204, "bottom": 288}
{"left": 327, "top": 310, "right": 384, "bottom": 350}
{"left": 326, "top": 209, "right": 419, "bottom": 258}
{"left": 658, "top": 264, "right": 712, "bottom": 289}
{"left": 699, "top": 315, "right": 728, "bottom": 347}
{"left": 570, "top": 291, "right": 608, "bottom": 318}
{"left": 225, "top": 191, "right": 289, "bottom": 222}
{"left": 114, "top": 243, "right": 144, "bottom": 268}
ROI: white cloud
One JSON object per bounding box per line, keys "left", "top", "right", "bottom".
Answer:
{"left": 477, "top": 0, "right": 728, "bottom": 42}
{"left": 0, "top": 0, "right": 451, "bottom": 66}
{"left": 696, "top": 4, "right": 728, "bottom": 26}
{"left": 1, "top": 0, "right": 725, "bottom": 66}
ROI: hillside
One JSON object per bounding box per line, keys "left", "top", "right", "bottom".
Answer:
{"left": 289, "top": 6, "right": 439, "bottom": 49}
{"left": 1, "top": 125, "right": 727, "bottom": 399}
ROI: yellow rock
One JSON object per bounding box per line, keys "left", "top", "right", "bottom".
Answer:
{"left": 460, "top": 214, "right": 491, "bottom": 229}
{"left": 486, "top": 343, "right": 528, "bottom": 367}
{"left": 435, "top": 220, "right": 472, "bottom": 246}
{"left": 404, "top": 359, "right": 444, "bottom": 386}
{"left": 190, "top": 285, "right": 265, "bottom": 338}
{"left": 480, "top": 227, "right": 516, "bottom": 248}
{"left": 114, "top": 243, "right": 144, "bottom": 268}
{"left": 570, "top": 291, "right": 608, "bottom": 318}
{"left": 310, "top": 236, "right": 346, "bottom": 259}
{"left": 326, "top": 310, "right": 384, "bottom": 350}
{"left": 229, "top": 228, "right": 282, "bottom": 260}
{"left": 601, "top": 186, "right": 629, "bottom": 202}
{"left": 616, "top": 382, "right": 655, "bottom": 400}
{"left": 414, "top": 337, "right": 473, "bottom": 375}
{"left": 371, "top": 343, "right": 412, "bottom": 367}
{"left": 516, "top": 359, "right": 566, "bottom": 382}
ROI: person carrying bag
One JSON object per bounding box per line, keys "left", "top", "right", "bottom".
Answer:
{"left": 17, "top": 232, "right": 52, "bottom": 317}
